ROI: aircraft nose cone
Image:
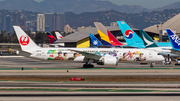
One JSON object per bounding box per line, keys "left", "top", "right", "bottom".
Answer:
{"left": 158, "top": 55, "right": 165, "bottom": 61}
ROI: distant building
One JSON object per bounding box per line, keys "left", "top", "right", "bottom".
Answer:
{"left": 64, "top": 24, "right": 75, "bottom": 33}
{"left": 2, "top": 15, "right": 13, "bottom": 33}
{"left": 37, "top": 13, "right": 65, "bottom": 32}
{"left": 26, "top": 20, "right": 37, "bottom": 32}
{"left": 54, "top": 13, "right": 65, "bottom": 31}
{"left": 37, "top": 14, "right": 45, "bottom": 32}
{"left": 77, "top": 26, "right": 92, "bottom": 31}
{"left": 12, "top": 13, "right": 20, "bottom": 26}
{"left": 110, "top": 22, "right": 117, "bottom": 26}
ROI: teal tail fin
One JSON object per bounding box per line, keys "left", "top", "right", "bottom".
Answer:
{"left": 117, "top": 21, "right": 145, "bottom": 48}
{"left": 139, "top": 30, "right": 159, "bottom": 48}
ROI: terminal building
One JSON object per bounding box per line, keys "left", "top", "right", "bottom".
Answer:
{"left": 55, "top": 13, "right": 180, "bottom": 48}
{"left": 144, "top": 13, "right": 180, "bottom": 42}
{"left": 54, "top": 26, "right": 158, "bottom": 48}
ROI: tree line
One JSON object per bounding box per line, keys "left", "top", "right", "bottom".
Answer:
{"left": 0, "top": 30, "right": 73, "bottom": 44}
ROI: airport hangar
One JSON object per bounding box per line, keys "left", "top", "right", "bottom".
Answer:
{"left": 54, "top": 26, "right": 159, "bottom": 48}
{"left": 55, "top": 13, "right": 180, "bottom": 48}
{"left": 144, "top": 13, "right": 180, "bottom": 41}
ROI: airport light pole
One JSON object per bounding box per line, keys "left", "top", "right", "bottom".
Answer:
{"left": 159, "top": 22, "right": 163, "bottom": 42}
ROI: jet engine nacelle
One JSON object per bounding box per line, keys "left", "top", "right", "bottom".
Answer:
{"left": 97, "top": 57, "right": 118, "bottom": 66}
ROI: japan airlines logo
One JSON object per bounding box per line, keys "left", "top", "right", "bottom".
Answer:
{"left": 20, "top": 35, "right": 29, "bottom": 46}
{"left": 125, "top": 30, "right": 134, "bottom": 39}
{"left": 170, "top": 35, "right": 180, "bottom": 46}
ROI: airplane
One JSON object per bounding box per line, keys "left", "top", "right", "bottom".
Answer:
{"left": 89, "top": 33, "right": 119, "bottom": 48}
{"left": 117, "top": 21, "right": 171, "bottom": 48}
{"left": 94, "top": 22, "right": 123, "bottom": 46}
{"left": 46, "top": 32, "right": 64, "bottom": 47}
{"left": 139, "top": 29, "right": 179, "bottom": 65}
{"left": 89, "top": 33, "right": 103, "bottom": 47}
{"left": 55, "top": 32, "right": 63, "bottom": 40}
{"left": 13, "top": 26, "right": 164, "bottom": 68}
{"left": 117, "top": 21, "right": 145, "bottom": 48}
{"left": 165, "top": 29, "right": 180, "bottom": 64}
{"left": 166, "top": 29, "right": 180, "bottom": 54}
{"left": 139, "top": 30, "right": 174, "bottom": 54}
{"left": 166, "top": 29, "right": 180, "bottom": 50}
{"left": 117, "top": 21, "right": 178, "bottom": 57}
{"left": 47, "top": 32, "right": 57, "bottom": 44}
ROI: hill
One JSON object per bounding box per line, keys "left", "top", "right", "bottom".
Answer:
{"left": 0, "top": 0, "right": 148, "bottom": 14}
{"left": 65, "top": 9, "right": 180, "bottom": 29}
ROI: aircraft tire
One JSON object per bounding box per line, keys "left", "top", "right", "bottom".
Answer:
{"left": 150, "top": 63, "right": 153, "bottom": 68}
{"left": 83, "top": 64, "right": 94, "bottom": 68}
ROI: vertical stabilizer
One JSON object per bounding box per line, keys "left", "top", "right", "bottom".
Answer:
{"left": 166, "top": 29, "right": 180, "bottom": 50}
{"left": 94, "top": 22, "right": 123, "bottom": 46}
{"left": 139, "top": 30, "right": 159, "bottom": 48}
{"left": 89, "top": 33, "right": 103, "bottom": 47}
{"left": 117, "top": 21, "right": 145, "bottom": 48}
{"left": 47, "top": 32, "right": 57, "bottom": 44}
{"left": 107, "top": 30, "right": 123, "bottom": 46}
{"left": 55, "top": 32, "right": 63, "bottom": 40}
{"left": 13, "top": 26, "right": 41, "bottom": 53}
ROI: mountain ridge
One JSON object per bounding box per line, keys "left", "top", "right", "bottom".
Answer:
{"left": 0, "top": 0, "right": 149, "bottom": 14}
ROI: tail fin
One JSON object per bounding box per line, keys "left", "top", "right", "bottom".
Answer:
{"left": 94, "top": 22, "right": 123, "bottom": 46}
{"left": 47, "top": 32, "right": 57, "bottom": 44}
{"left": 89, "top": 33, "right": 103, "bottom": 47}
{"left": 55, "top": 32, "right": 63, "bottom": 40}
{"left": 139, "top": 30, "right": 159, "bottom": 48}
{"left": 107, "top": 30, "right": 123, "bottom": 46}
{"left": 166, "top": 29, "right": 180, "bottom": 50}
{"left": 117, "top": 21, "right": 145, "bottom": 48}
{"left": 13, "top": 26, "right": 41, "bottom": 53}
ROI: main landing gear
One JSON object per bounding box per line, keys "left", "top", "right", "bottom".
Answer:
{"left": 150, "top": 63, "right": 155, "bottom": 68}
{"left": 83, "top": 59, "right": 94, "bottom": 68}
{"left": 150, "top": 63, "right": 153, "bottom": 68}
{"left": 83, "top": 64, "right": 94, "bottom": 68}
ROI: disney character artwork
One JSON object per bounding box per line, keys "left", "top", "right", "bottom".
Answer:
{"left": 119, "top": 51, "right": 146, "bottom": 61}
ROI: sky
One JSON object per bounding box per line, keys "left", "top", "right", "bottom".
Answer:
{"left": 35, "top": 0, "right": 180, "bottom": 9}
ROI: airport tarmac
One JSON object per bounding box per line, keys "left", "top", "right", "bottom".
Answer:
{"left": 0, "top": 96, "right": 180, "bottom": 101}
{"left": 0, "top": 56, "right": 172, "bottom": 68}
{"left": 0, "top": 56, "right": 180, "bottom": 100}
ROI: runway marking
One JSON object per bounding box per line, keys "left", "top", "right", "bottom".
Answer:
{"left": 152, "top": 90, "right": 170, "bottom": 92}
{"left": 109, "top": 89, "right": 124, "bottom": 92}
{"left": 0, "top": 88, "right": 180, "bottom": 92}
{"left": 68, "top": 89, "right": 78, "bottom": 91}
{"left": 1, "top": 67, "right": 180, "bottom": 70}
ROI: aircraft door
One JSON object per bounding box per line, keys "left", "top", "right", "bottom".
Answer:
{"left": 42, "top": 50, "right": 46, "bottom": 56}
{"left": 149, "top": 52, "right": 153, "bottom": 58}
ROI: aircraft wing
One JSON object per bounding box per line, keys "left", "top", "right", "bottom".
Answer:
{"left": 69, "top": 49, "right": 102, "bottom": 60}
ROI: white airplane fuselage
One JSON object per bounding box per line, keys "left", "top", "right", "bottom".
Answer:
{"left": 26, "top": 47, "right": 164, "bottom": 64}
{"left": 13, "top": 26, "right": 164, "bottom": 67}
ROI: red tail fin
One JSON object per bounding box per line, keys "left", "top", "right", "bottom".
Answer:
{"left": 107, "top": 30, "right": 123, "bottom": 46}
